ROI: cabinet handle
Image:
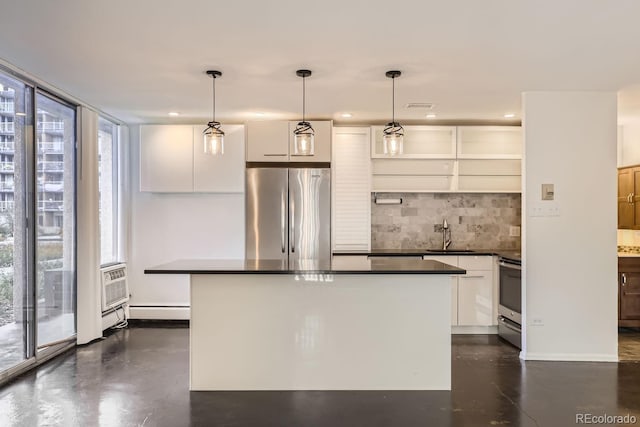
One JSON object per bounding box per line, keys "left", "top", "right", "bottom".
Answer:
{"left": 632, "top": 193, "right": 635, "bottom": 203}
{"left": 264, "top": 154, "right": 288, "bottom": 157}
{"left": 460, "top": 275, "right": 485, "bottom": 279}
{"left": 628, "top": 194, "right": 632, "bottom": 204}
{"left": 622, "top": 273, "right": 627, "bottom": 286}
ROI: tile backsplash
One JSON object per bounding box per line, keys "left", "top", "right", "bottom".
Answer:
{"left": 371, "top": 193, "right": 521, "bottom": 250}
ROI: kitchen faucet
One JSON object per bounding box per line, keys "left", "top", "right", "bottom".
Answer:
{"left": 442, "top": 219, "right": 452, "bottom": 250}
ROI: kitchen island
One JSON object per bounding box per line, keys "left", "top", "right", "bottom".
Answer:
{"left": 145, "top": 258, "right": 465, "bottom": 391}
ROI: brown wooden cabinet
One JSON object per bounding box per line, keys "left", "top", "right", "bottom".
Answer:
{"left": 618, "top": 166, "right": 640, "bottom": 229}
{"left": 619, "top": 257, "right": 640, "bottom": 327}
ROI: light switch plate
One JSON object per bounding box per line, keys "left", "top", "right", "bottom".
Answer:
{"left": 509, "top": 226, "right": 521, "bottom": 237}
{"left": 542, "top": 184, "right": 554, "bottom": 200}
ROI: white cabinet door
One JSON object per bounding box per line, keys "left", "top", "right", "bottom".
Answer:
{"left": 246, "top": 121, "right": 289, "bottom": 162}
{"left": 193, "top": 124, "right": 245, "bottom": 193}
{"left": 371, "top": 126, "right": 457, "bottom": 159}
{"left": 140, "top": 125, "right": 194, "bottom": 192}
{"left": 457, "top": 270, "right": 493, "bottom": 326}
{"left": 423, "top": 255, "right": 460, "bottom": 326}
{"left": 332, "top": 127, "right": 371, "bottom": 251}
{"left": 289, "top": 120, "right": 332, "bottom": 163}
{"left": 457, "top": 126, "right": 522, "bottom": 159}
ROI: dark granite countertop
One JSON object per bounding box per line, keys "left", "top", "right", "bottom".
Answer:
{"left": 333, "top": 249, "right": 522, "bottom": 262}
{"left": 144, "top": 258, "right": 466, "bottom": 275}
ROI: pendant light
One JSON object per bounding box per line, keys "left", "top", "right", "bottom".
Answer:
{"left": 203, "top": 70, "right": 224, "bottom": 155}
{"left": 383, "top": 70, "right": 404, "bottom": 156}
{"left": 293, "top": 69, "right": 314, "bottom": 156}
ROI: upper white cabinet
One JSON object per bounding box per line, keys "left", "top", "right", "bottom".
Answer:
{"left": 246, "top": 121, "right": 289, "bottom": 162}
{"left": 370, "top": 125, "right": 522, "bottom": 193}
{"left": 371, "top": 126, "right": 457, "bottom": 159}
{"left": 332, "top": 127, "right": 371, "bottom": 252}
{"left": 140, "top": 124, "right": 245, "bottom": 193}
{"left": 192, "top": 125, "right": 245, "bottom": 193}
{"left": 457, "top": 126, "right": 522, "bottom": 159}
{"left": 140, "top": 125, "right": 194, "bottom": 192}
{"left": 289, "top": 120, "right": 332, "bottom": 162}
{"left": 246, "top": 120, "right": 332, "bottom": 162}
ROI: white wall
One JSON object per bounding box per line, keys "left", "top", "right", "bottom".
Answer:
{"left": 522, "top": 92, "right": 618, "bottom": 361}
{"left": 127, "top": 125, "right": 245, "bottom": 319}
{"left": 618, "top": 121, "right": 640, "bottom": 167}
{"left": 76, "top": 107, "right": 102, "bottom": 344}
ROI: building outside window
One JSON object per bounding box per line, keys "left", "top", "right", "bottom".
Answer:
{"left": 98, "top": 117, "right": 120, "bottom": 266}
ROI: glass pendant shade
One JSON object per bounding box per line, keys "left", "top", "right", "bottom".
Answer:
{"left": 203, "top": 122, "right": 224, "bottom": 155}
{"left": 294, "top": 69, "right": 314, "bottom": 156}
{"left": 383, "top": 70, "right": 403, "bottom": 156}
{"left": 294, "top": 121, "right": 315, "bottom": 155}
{"left": 204, "top": 70, "right": 224, "bottom": 155}
{"left": 383, "top": 122, "right": 404, "bottom": 156}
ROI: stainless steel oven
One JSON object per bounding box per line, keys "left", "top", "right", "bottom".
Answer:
{"left": 498, "top": 257, "right": 522, "bottom": 349}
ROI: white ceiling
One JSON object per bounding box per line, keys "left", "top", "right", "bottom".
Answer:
{"left": 2, "top": 0, "right": 640, "bottom": 125}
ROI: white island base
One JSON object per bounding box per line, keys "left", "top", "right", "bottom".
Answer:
{"left": 190, "top": 273, "right": 451, "bottom": 391}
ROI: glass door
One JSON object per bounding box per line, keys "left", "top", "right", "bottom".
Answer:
{"left": 35, "top": 93, "right": 76, "bottom": 350}
{"left": 0, "top": 73, "right": 32, "bottom": 373}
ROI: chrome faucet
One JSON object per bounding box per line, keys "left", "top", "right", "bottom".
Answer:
{"left": 442, "top": 219, "right": 452, "bottom": 250}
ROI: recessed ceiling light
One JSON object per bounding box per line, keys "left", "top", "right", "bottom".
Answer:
{"left": 341, "top": 113, "right": 353, "bottom": 118}
{"left": 168, "top": 112, "right": 180, "bottom": 116}
{"left": 504, "top": 113, "right": 515, "bottom": 118}
{"left": 426, "top": 113, "right": 437, "bottom": 119}
{"left": 254, "top": 112, "right": 266, "bottom": 117}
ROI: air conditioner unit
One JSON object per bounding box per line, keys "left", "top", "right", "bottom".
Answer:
{"left": 101, "top": 263, "right": 129, "bottom": 313}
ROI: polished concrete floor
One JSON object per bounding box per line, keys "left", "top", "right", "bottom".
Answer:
{"left": 1, "top": 326, "right": 640, "bottom": 427}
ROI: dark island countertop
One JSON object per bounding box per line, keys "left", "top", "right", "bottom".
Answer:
{"left": 144, "top": 258, "right": 466, "bottom": 275}
{"left": 334, "top": 249, "right": 522, "bottom": 262}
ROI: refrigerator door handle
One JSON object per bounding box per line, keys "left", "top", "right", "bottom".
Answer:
{"left": 281, "top": 190, "right": 286, "bottom": 253}
{"left": 290, "top": 195, "right": 295, "bottom": 253}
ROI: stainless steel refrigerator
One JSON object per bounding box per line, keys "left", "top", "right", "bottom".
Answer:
{"left": 245, "top": 167, "right": 331, "bottom": 268}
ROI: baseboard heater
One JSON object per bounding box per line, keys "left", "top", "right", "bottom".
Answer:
{"left": 101, "top": 263, "right": 129, "bottom": 330}
{"left": 128, "top": 305, "right": 190, "bottom": 320}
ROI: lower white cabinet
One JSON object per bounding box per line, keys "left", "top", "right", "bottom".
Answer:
{"left": 457, "top": 271, "right": 493, "bottom": 326}
{"left": 424, "top": 255, "right": 496, "bottom": 329}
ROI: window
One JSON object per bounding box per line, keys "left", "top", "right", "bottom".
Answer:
{"left": 98, "top": 117, "right": 120, "bottom": 265}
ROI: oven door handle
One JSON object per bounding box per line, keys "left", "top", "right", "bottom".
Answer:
{"left": 500, "top": 317, "right": 522, "bottom": 333}
{"left": 499, "top": 261, "right": 521, "bottom": 270}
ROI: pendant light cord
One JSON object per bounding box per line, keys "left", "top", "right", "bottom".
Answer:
{"left": 392, "top": 76, "right": 395, "bottom": 124}
{"left": 212, "top": 75, "right": 216, "bottom": 122}
{"left": 302, "top": 76, "right": 306, "bottom": 122}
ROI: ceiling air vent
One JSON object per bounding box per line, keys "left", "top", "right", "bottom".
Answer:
{"left": 405, "top": 103, "right": 434, "bottom": 109}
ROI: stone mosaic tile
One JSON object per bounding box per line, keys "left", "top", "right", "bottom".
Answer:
{"left": 371, "top": 193, "right": 522, "bottom": 250}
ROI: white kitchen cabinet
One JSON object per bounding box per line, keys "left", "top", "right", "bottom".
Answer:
{"left": 424, "top": 254, "right": 495, "bottom": 329}
{"left": 423, "top": 255, "right": 459, "bottom": 325}
{"left": 289, "top": 120, "right": 332, "bottom": 162}
{"left": 371, "top": 126, "right": 457, "bottom": 159}
{"left": 246, "top": 120, "right": 332, "bottom": 162}
{"left": 140, "top": 125, "right": 194, "bottom": 192}
{"left": 371, "top": 159, "right": 455, "bottom": 192}
{"left": 193, "top": 124, "right": 245, "bottom": 193}
{"left": 457, "top": 271, "right": 493, "bottom": 326}
{"left": 332, "top": 127, "right": 371, "bottom": 251}
{"left": 457, "top": 126, "right": 522, "bottom": 159}
{"left": 140, "top": 124, "right": 244, "bottom": 193}
{"left": 370, "top": 125, "right": 522, "bottom": 193}
{"left": 246, "top": 121, "right": 290, "bottom": 162}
